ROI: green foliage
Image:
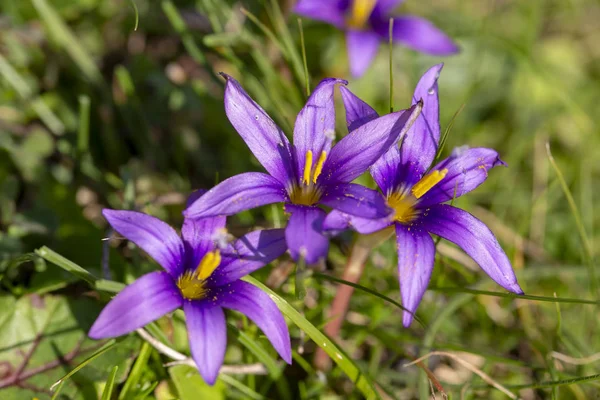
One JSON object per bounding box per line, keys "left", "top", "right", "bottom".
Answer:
{"left": 0, "top": 0, "right": 599, "bottom": 398}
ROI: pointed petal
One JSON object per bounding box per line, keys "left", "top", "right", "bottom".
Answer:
{"left": 346, "top": 30, "right": 381, "bottom": 78}
{"left": 293, "top": 0, "right": 349, "bottom": 28}
{"left": 293, "top": 78, "right": 347, "bottom": 178}
{"left": 183, "top": 173, "right": 287, "bottom": 218}
{"left": 184, "top": 302, "right": 227, "bottom": 385}
{"left": 340, "top": 86, "right": 379, "bottom": 132}
{"left": 284, "top": 204, "right": 329, "bottom": 264}
{"left": 321, "top": 182, "right": 391, "bottom": 219}
{"left": 380, "top": 16, "right": 459, "bottom": 55}
{"left": 419, "top": 205, "right": 523, "bottom": 293}
{"left": 417, "top": 148, "right": 506, "bottom": 207}
{"left": 210, "top": 229, "right": 287, "bottom": 286}
{"left": 181, "top": 215, "right": 225, "bottom": 270}
{"left": 371, "top": 63, "right": 444, "bottom": 190}
{"left": 322, "top": 103, "right": 422, "bottom": 183}
{"left": 222, "top": 74, "right": 296, "bottom": 185}
{"left": 89, "top": 272, "right": 182, "bottom": 338}
{"left": 103, "top": 209, "right": 185, "bottom": 277}
{"left": 395, "top": 224, "right": 435, "bottom": 327}
{"left": 402, "top": 63, "right": 444, "bottom": 182}
{"left": 219, "top": 280, "right": 292, "bottom": 364}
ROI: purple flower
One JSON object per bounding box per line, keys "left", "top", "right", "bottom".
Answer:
{"left": 88, "top": 201, "right": 291, "bottom": 384}
{"left": 184, "top": 74, "right": 422, "bottom": 265}
{"left": 294, "top": 0, "right": 459, "bottom": 77}
{"left": 324, "top": 64, "right": 523, "bottom": 326}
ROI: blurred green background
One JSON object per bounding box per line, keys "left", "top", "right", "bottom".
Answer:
{"left": 0, "top": 0, "right": 599, "bottom": 398}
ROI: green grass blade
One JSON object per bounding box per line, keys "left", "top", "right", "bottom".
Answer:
{"left": 119, "top": 341, "right": 153, "bottom": 400}
{"left": 505, "top": 373, "right": 600, "bottom": 390}
{"left": 101, "top": 366, "right": 120, "bottom": 400}
{"left": 428, "top": 286, "right": 600, "bottom": 305}
{"left": 546, "top": 143, "right": 596, "bottom": 297}
{"left": 77, "top": 95, "right": 91, "bottom": 154}
{"left": 31, "top": 0, "right": 102, "bottom": 83}
{"left": 50, "top": 381, "right": 64, "bottom": 400}
{"left": 243, "top": 276, "right": 381, "bottom": 400}
{"left": 36, "top": 246, "right": 98, "bottom": 285}
{"left": 313, "top": 272, "right": 426, "bottom": 327}
{"left": 51, "top": 339, "right": 120, "bottom": 391}
{"left": 0, "top": 53, "right": 65, "bottom": 135}
{"left": 219, "top": 375, "right": 266, "bottom": 400}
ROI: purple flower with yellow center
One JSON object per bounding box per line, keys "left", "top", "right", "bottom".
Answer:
{"left": 294, "top": 0, "right": 459, "bottom": 77}
{"left": 88, "top": 197, "right": 291, "bottom": 384}
{"left": 183, "top": 74, "right": 421, "bottom": 265}
{"left": 324, "top": 64, "right": 523, "bottom": 326}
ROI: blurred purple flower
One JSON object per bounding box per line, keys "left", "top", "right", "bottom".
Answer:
{"left": 294, "top": 0, "right": 459, "bottom": 77}
{"left": 324, "top": 64, "right": 523, "bottom": 326}
{"left": 89, "top": 198, "right": 291, "bottom": 385}
{"left": 184, "top": 74, "right": 422, "bottom": 265}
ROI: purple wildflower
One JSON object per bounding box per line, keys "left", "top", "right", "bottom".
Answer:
{"left": 293, "top": 0, "right": 459, "bottom": 77}
{"left": 184, "top": 74, "right": 422, "bottom": 265}
{"left": 89, "top": 196, "right": 291, "bottom": 384}
{"left": 324, "top": 64, "right": 523, "bottom": 326}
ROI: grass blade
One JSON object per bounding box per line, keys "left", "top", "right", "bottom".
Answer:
{"left": 101, "top": 366, "right": 120, "bottom": 400}
{"left": 119, "top": 341, "right": 153, "bottom": 399}
{"left": 243, "top": 276, "right": 381, "bottom": 400}
{"left": 428, "top": 286, "right": 600, "bottom": 305}
{"left": 36, "top": 246, "right": 98, "bottom": 285}
{"left": 51, "top": 339, "right": 120, "bottom": 391}
{"left": 31, "top": 0, "right": 102, "bottom": 83}
{"left": 313, "top": 272, "right": 426, "bottom": 327}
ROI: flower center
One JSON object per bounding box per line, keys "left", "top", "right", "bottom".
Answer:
{"left": 347, "top": 0, "right": 377, "bottom": 29}
{"left": 387, "top": 169, "right": 448, "bottom": 224}
{"left": 177, "top": 250, "right": 221, "bottom": 300}
{"left": 289, "top": 150, "right": 327, "bottom": 206}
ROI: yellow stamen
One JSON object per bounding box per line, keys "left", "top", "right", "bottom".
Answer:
{"left": 347, "top": 0, "right": 377, "bottom": 29}
{"left": 177, "top": 250, "right": 221, "bottom": 300}
{"left": 196, "top": 250, "right": 221, "bottom": 280}
{"left": 303, "top": 150, "right": 313, "bottom": 185}
{"left": 411, "top": 169, "right": 448, "bottom": 199}
{"left": 387, "top": 191, "right": 418, "bottom": 223}
{"left": 312, "top": 151, "right": 327, "bottom": 183}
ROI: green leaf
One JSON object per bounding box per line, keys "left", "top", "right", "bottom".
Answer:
{"left": 243, "top": 277, "right": 381, "bottom": 400}
{"left": 169, "top": 365, "right": 226, "bottom": 400}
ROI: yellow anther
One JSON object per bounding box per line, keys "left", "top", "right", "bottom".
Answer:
{"left": 347, "top": 0, "right": 377, "bottom": 29}
{"left": 302, "top": 150, "right": 313, "bottom": 185}
{"left": 411, "top": 169, "right": 448, "bottom": 199}
{"left": 196, "top": 250, "right": 221, "bottom": 280}
{"left": 387, "top": 191, "right": 418, "bottom": 223}
{"left": 312, "top": 151, "right": 327, "bottom": 183}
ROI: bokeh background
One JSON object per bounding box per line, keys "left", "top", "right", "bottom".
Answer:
{"left": 0, "top": 0, "right": 599, "bottom": 398}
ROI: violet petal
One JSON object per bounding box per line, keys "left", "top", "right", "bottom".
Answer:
{"left": 183, "top": 301, "right": 227, "bottom": 385}
{"left": 419, "top": 205, "right": 523, "bottom": 294}
{"left": 89, "top": 271, "right": 182, "bottom": 339}
{"left": 103, "top": 209, "right": 185, "bottom": 277}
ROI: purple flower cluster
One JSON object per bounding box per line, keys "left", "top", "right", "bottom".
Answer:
{"left": 89, "top": 65, "right": 521, "bottom": 384}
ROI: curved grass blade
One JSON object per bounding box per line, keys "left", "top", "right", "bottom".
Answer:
{"left": 219, "top": 375, "right": 266, "bottom": 400}
{"left": 50, "top": 339, "right": 120, "bottom": 391}
{"left": 313, "top": 272, "right": 426, "bottom": 327}
{"left": 243, "top": 276, "right": 381, "bottom": 400}
{"left": 428, "top": 286, "right": 600, "bottom": 305}
{"left": 101, "top": 366, "right": 119, "bottom": 400}
{"left": 503, "top": 373, "right": 600, "bottom": 390}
